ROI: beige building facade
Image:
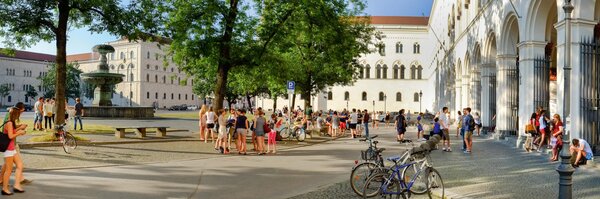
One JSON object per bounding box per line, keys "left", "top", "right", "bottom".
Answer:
{"left": 0, "top": 51, "right": 53, "bottom": 106}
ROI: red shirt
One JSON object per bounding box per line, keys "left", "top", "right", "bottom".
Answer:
{"left": 552, "top": 121, "right": 563, "bottom": 137}
{"left": 535, "top": 114, "right": 541, "bottom": 127}
{"left": 3, "top": 122, "right": 15, "bottom": 151}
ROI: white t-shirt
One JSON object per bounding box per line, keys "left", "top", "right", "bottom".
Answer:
{"left": 350, "top": 113, "right": 358, "bottom": 124}
{"left": 34, "top": 101, "right": 42, "bottom": 113}
{"left": 439, "top": 113, "right": 449, "bottom": 129}
{"left": 206, "top": 112, "right": 216, "bottom": 124}
{"left": 579, "top": 139, "right": 594, "bottom": 156}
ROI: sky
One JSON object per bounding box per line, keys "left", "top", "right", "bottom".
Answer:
{"left": 4, "top": 0, "right": 433, "bottom": 55}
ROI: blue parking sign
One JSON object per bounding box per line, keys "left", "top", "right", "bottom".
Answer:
{"left": 287, "top": 81, "right": 295, "bottom": 90}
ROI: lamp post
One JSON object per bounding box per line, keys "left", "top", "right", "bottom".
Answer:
{"left": 419, "top": 90, "right": 423, "bottom": 113}
{"left": 384, "top": 94, "right": 387, "bottom": 113}
{"left": 557, "top": 1, "right": 575, "bottom": 199}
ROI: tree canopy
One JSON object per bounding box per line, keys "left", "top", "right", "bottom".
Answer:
{"left": 39, "top": 63, "right": 83, "bottom": 100}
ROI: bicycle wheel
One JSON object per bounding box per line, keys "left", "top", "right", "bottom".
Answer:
{"left": 279, "top": 127, "right": 290, "bottom": 140}
{"left": 426, "top": 168, "right": 444, "bottom": 199}
{"left": 62, "top": 133, "right": 77, "bottom": 154}
{"left": 296, "top": 128, "right": 306, "bottom": 142}
{"left": 362, "top": 172, "right": 402, "bottom": 199}
{"left": 402, "top": 163, "right": 428, "bottom": 195}
{"left": 350, "top": 162, "right": 380, "bottom": 197}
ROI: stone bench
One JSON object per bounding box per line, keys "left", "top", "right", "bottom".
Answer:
{"left": 114, "top": 126, "right": 169, "bottom": 138}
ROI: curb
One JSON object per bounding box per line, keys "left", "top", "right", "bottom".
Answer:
{"left": 18, "top": 138, "right": 200, "bottom": 149}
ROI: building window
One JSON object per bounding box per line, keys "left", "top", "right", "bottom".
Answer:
{"left": 417, "top": 65, "right": 423, "bottom": 79}
{"left": 120, "top": 64, "right": 125, "bottom": 69}
{"left": 155, "top": 75, "right": 158, "bottom": 82}
{"left": 146, "top": 64, "right": 150, "bottom": 69}
{"left": 365, "top": 65, "right": 371, "bottom": 79}
{"left": 378, "top": 92, "right": 385, "bottom": 101}
{"left": 171, "top": 78, "right": 174, "bottom": 84}
{"left": 120, "top": 91, "right": 123, "bottom": 98}
{"left": 111, "top": 53, "right": 115, "bottom": 60}
{"left": 378, "top": 43, "right": 385, "bottom": 56}
{"left": 7, "top": 96, "right": 11, "bottom": 103}
{"left": 155, "top": 65, "right": 159, "bottom": 70}
{"left": 185, "top": 94, "right": 188, "bottom": 100}
{"left": 120, "top": 52, "right": 125, "bottom": 60}
{"left": 178, "top": 94, "right": 181, "bottom": 100}
{"left": 147, "top": 92, "right": 150, "bottom": 99}
{"left": 192, "top": 95, "right": 194, "bottom": 100}
{"left": 130, "top": 51, "right": 135, "bottom": 59}
{"left": 344, "top": 92, "right": 350, "bottom": 101}
{"left": 396, "top": 92, "right": 402, "bottom": 102}
{"left": 130, "top": 73, "right": 134, "bottom": 82}
{"left": 130, "top": 64, "right": 134, "bottom": 69}
{"left": 396, "top": 42, "right": 403, "bottom": 53}
{"left": 413, "top": 43, "right": 421, "bottom": 54}
{"left": 359, "top": 65, "right": 364, "bottom": 79}
{"left": 171, "top": 68, "right": 174, "bottom": 72}
{"left": 147, "top": 51, "right": 150, "bottom": 59}
{"left": 163, "top": 75, "right": 166, "bottom": 84}
{"left": 110, "top": 65, "right": 115, "bottom": 70}
{"left": 163, "top": 93, "right": 166, "bottom": 99}
{"left": 362, "top": 92, "right": 367, "bottom": 101}
{"left": 410, "top": 65, "right": 416, "bottom": 79}
{"left": 327, "top": 92, "right": 332, "bottom": 100}
{"left": 163, "top": 67, "right": 166, "bottom": 71}
{"left": 393, "top": 65, "right": 399, "bottom": 79}
{"left": 146, "top": 74, "right": 150, "bottom": 82}
{"left": 155, "top": 92, "right": 158, "bottom": 99}
{"left": 171, "top": 93, "right": 174, "bottom": 100}
{"left": 376, "top": 64, "right": 381, "bottom": 79}
{"left": 400, "top": 65, "right": 406, "bottom": 79}
{"left": 414, "top": 92, "right": 419, "bottom": 102}
{"left": 382, "top": 64, "right": 388, "bottom": 79}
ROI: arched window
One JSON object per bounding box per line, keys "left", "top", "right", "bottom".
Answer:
{"left": 417, "top": 65, "right": 423, "bottom": 79}
{"left": 359, "top": 65, "right": 365, "bottom": 79}
{"left": 413, "top": 43, "right": 421, "bottom": 54}
{"left": 146, "top": 64, "right": 150, "bottom": 69}
{"left": 396, "top": 42, "right": 403, "bottom": 53}
{"left": 362, "top": 92, "right": 367, "bottom": 101}
{"left": 376, "top": 64, "right": 382, "bottom": 79}
{"left": 178, "top": 94, "right": 181, "bottom": 100}
{"left": 378, "top": 92, "right": 385, "bottom": 101}
{"left": 155, "top": 65, "right": 159, "bottom": 70}
{"left": 155, "top": 75, "right": 158, "bottom": 82}
{"left": 146, "top": 74, "right": 150, "bottom": 82}
{"left": 414, "top": 92, "right": 420, "bottom": 102}
{"left": 120, "top": 52, "right": 125, "bottom": 60}
{"left": 120, "top": 64, "right": 125, "bottom": 69}
{"left": 155, "top": 92, "right": 159, "bottom": 99}
{"left": 110, "top": 53, "right": 115, "bottom": 60}
{"left": 365, "top": 65, "right": 371, "bottom": 79}
{"left": 378, "top": 43, "right": 385, "bottom": 56}
{"left": 410, "top": 65, "right": 416, "bottom": 79}
{"left": 163, "top": 75, "right": 166, "bottom": 83}
{"left": 130, "top": 73, "right": 134, "bottom": 81}
{"left": 163, "top": 93, "right": 166, "bottom": 99}
{"left": 393, "top": 65, "right": 399, "bottom": 79}
{"left": 110, "top": 65, "right": 115, "bottom": 70}
{"left": 382, "top": 64, "right": 388, "bottom": 79}
{"left": 327, "top": 91, "right": 333, "bottom": 100}
{"left": 147, "top": 92, "right": 150, "bottom": 99}
{"left": 344, "top": 91, "right": 350, "bottom": 101}
{"left": 171, "top": 93, "right": 174, "bottom": 100}
{"left": 400, "top": 65, "right": 406, "bottom": 79}
{"left": 185, "top": 94, "right": 188, "bottom": 100}
{"left": 130, "top": 64, "right": 134, "bottom": 69}
{"left": 192, "top": 95, "right": 194, "bottom": 100}
{"left": 130, "top": 51, "right": 135, "bottom": 59}
{"left": 147, "top": 51, "right": 150, "bottom": 59}
{"left": 396, "top": 92, "right": 402, "bottom": 101}
{"left": 119, "top": 91, "right": 123, "bottom": 98}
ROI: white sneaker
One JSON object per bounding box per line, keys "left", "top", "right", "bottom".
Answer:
{"left": 442, "top": 147, "right": 446, "bottom": 151}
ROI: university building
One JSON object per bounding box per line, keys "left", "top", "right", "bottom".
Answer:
{"left": 0, "top": 50, "right": 53, "bottom": 106}
{"left": 68, "top": 39, "right": 199, "bottom": 108}
{"left": 257, "top": 16, "right": 435, "bottom": 114}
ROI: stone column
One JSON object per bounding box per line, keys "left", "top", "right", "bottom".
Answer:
{"left": 517, "top": 41, "right": 546, "bottom": 147}
{"left": 455, "top": 78, "right": 462, "bottom": 116}
{"left": 471, "top": 69, "right": 481, "bottom": 115}
{"left": 462, "top": 74, "right": 470, "bottom": 109}
{"left": 496, "top": 54, "right": 518, "bottom": 138}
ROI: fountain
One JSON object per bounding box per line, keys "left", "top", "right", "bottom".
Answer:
{"left": 80, "top": 45, "right": 154, "bottom": 118}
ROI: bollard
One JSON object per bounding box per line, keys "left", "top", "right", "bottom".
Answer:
{"left": 556, "top": 140, "right": 575, "bottom": 199}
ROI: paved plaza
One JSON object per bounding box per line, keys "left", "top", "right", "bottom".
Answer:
{"left": 2, "top": 114, "right": 598, "bottom": 199}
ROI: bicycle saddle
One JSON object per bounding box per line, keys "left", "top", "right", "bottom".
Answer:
{"left": 386, "top": 156, "right": 401, "bottom": 162}
{"left": 373, "top": 140, "right": 379, "bottom": 145}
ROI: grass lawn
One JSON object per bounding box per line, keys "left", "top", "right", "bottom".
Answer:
{"left": 15, "top": 120, "right": 115, "bottom": 135}
{"left": 156, "top": 111, "right": 258, "bottom": 121}
{"left": 28, "top": 133, "right": 89, "bottom": 142}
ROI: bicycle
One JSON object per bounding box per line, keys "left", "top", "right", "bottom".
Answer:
{"left": 54, "top": 123, "right": 77, "bottom": 154}
{"left": 278, "top": 118, "right": 306, "bottom": 142}
{"left": 362, "top": 148, "right": 444, "bottom": 199}
{"left": 350, "top": 135, "right": 386, "bottom": 197}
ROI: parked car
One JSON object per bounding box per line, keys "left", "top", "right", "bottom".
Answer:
{"left": 23, "top": 104, "right": 33, "bottom": 111}
{"left": 168, "top": 105, "right": 187, "bottom": 111}
{"left": 187, "top": 105, "right": 198, "bottom": 110}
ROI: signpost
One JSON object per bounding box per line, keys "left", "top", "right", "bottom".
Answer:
{"left": 287, "top": 81, "right": 295, "bottom": 115}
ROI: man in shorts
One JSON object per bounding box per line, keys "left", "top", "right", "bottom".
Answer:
{"left": 395, "top": 109, "right": 407, "bottom": 142}
{"left": 463, "top": 107, "right": 475, "bottom": 153}
{"left": 349, "top": 109, "right": 358, "bottom": 138}
{"left": 570, "top": 138, "right": 594, "bottom": 167}
{"left": 439, "top": 107, "right": 451, "bottom": 151}
{"left": 33, "top": 97, "right": 44, "bottom": 131}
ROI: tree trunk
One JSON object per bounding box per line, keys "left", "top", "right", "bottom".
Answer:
{"left": 291, "top": 94, "right": 296, "bottom": 112}
{"left": 213, "top": 66, "right": 229, "bottom": 112}
{"left": 303, "top": 90, "right": 311, "bottom": 111}
{"left": 245, "top": 93, "right": 252, "bottom": 112}
{"left": 54, "top": 0, "right": 69, "bottom": 125}
{"left": 272, "top": 95, "right": 277, "bottom": 111}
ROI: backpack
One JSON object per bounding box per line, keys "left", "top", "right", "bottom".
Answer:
{"left": 468, "top": 115, "right": 475, "bottom": 131}
{"left": 0, "top": 120, "right": 12, "bottom": 152}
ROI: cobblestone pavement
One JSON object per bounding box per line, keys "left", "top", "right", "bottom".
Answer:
{"left": 289, "top": 126, "right": 600, "bottom": 199}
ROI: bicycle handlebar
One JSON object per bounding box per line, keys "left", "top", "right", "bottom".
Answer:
{"left": 359, "top": 135, "right": 378, "bottom": 142}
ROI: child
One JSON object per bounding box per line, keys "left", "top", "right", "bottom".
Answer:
{"left": 417, "top": 113, "right": 424, "bottom": 141}
{"left": 432, "top": 117, "right": 442, "bottom": 148}
{"left": 332, "top": 111, "right": 340, "bottom": 138}
{"left": 267, "top": 114, "right": 279, "bottom": 154}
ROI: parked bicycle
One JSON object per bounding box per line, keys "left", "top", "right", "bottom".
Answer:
{"left": 350, "top": 135, "right": 386, "bottom": 197}
{"left": 279, "top": 117, "right": 306, "bottom": 142}
{"left": 55, "top": 123, "right": 77, "bottom": 154}
{"left": 362, "top": 147, "right": 444, "bottom": 199}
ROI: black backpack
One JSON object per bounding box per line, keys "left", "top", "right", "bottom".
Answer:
{"left": 468, "top": 115, "right": 476, "bottom": 131}
{"left": 0, "top": 121, "right": 12, "bottom": 152}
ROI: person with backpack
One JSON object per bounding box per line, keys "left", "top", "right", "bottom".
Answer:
{"left": 1, "top": 107, "right": 27, "bottom": 195}
{"left": 463, "top": 107, "right": 475, "bottom": 154}
{"left": 537, "top": 109, "right": 550, "bottom": 151}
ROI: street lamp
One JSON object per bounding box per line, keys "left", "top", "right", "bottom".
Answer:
{"left": 384, "top": 94, "right": 387, "bottom": 113}
{"left": 372, "top": 100, "right": 375, "bottom": 113}
{"left": 419, "top": 90, "right": 423, "bottom": 113}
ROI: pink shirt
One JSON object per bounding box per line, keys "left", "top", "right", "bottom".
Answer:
{"left": 3, "top": 122, "right": 15, "bottom": 151}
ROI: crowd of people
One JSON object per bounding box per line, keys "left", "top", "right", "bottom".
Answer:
{"left": 31, "top": 97, "right": 84, "bottom": 132}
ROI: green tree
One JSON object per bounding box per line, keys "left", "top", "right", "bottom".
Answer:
{"left": 39, "top": 63, "right": 84, "bottom": 101}
{"left": 25, "top": 86, "right": 38, "bottom": 105}
{"left": 0, "top": 0, "right": 141, "bottom": 124}
{"left": 0, "top": 84, "right": 9, "bottom": 107}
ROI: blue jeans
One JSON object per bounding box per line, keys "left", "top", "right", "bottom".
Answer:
{"left": 364, "top": 122, "right": 370, "bottom": 138}
{"left": 73, "top": 115, "right": 83, "bottom": 130}
{"left": 460, "top": 128, "right": 466, "bottom": 150}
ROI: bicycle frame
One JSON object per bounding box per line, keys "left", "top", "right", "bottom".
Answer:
{"left": 378, "top": 152, "right": 430, "bottom": 195}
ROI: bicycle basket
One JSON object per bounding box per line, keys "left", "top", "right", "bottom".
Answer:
{"left": 361, "top": 149, "right": 377, "bottom": 161}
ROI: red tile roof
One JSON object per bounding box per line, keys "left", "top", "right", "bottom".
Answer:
{"left": 369, "top": 16, "right": 429, "bottom": 25}
{"left": 0, "top": 50, "right": 56, "bottom": 62}
{"left": 67, "top": 53, "right": 99, "bottom": 62}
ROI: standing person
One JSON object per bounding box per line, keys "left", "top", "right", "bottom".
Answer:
{"left": 198, "top": 105, "right": 207, "bottom": 142}
{"left": 474, "top": 112, "right": 482, "bottom": 136}
{"left": 43, "top": 99, "right": 53, "bottom": 131}
{"left": 339, "top": 110, "right": 348, "bottom": 136}
{"left": 456, "top": 111, "right": 463, "bottom": 137}
{"left": 406, "top": 111, "right": 411, "bottom": 127}
{"left": 537, "top": 109, "right": 550, "bottom": 151}
{"left": 417, "top": 113, "right": 424, "bottom": 141}
{"left": 550, "top": 114, "right": 564, "bottom": 161}
{"left": 227, "top": 109, "right": 237, "bottom": 152}
{"left": 385, "top": 112, "right": 391, "bottom": 127}
{"left": 372, "top": 111, "right": 379, "bottom": 129}
{"left": 215, "top": 109, "right": 227, "bottom": 153}
{"left": 235, "top": 109, "right": 249, "bottom": 155}
{"left": 395, "top": 109, "right": 407, "bottom": 142}
{"left": 331, "top": 111, "right": 340, "bottom": 138}
{"left": 570, "top": 138, "right": 594, "bottom": 167}
{"left": 363, "top": 110, "right": 370, "bottom": 138}
{"left": 73, "top": 98, "right": 84, "bottom": 131}
{"left": 1, "top": 108, "right": 27, "bottom": 195}
{"left": 463, "top": 107, "right": 475, "bottom": 153}
{"left": 253, "top": 109, "right": 267, "bottom": 155}
{"left": 439, "top": 107, "right": 451, "bottom": 152}
{"left": 0, "top": 103, "right": 32, "bottom": 188}
{"left": 349, "top": 109, "right": 358, "bottom": 138}
{"left": 205, "top": 107, "right": 217, "bottom": 143}
{"left": 525, "top": 113, "right": 539, "bottom": 152}
{"left": 267, "top": 114, "right": 278, "bottom": 154}
{"left": 33, "top": 97, "right": 43, "bottom": 131}
{"left": 50, "top": 98, "right": 57, "bottom": 125}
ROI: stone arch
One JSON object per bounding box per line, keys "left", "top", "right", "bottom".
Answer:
{"left": 499, "top": 12, "right": 520, "bottom": 55}
{"left": 523, "top": 0, "right": 559, "bottom": 42}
